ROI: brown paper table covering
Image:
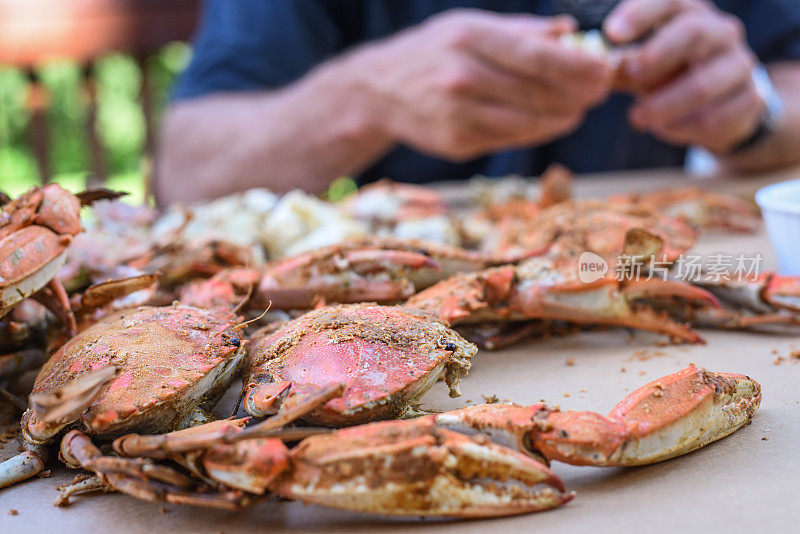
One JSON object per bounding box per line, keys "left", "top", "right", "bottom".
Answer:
{"left": 2, "top": 167, "right": 799, "bottom": 533}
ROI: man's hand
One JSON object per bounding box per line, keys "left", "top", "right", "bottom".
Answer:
{"left": 351, "top": 10, "right": 614, "bottom": 161}
{"left": 605, "top": 0, "right": 763, "bottom": 153}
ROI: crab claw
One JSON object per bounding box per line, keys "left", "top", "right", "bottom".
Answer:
{"left": 661, "top": 273, "right": 800, "bottom": 330}
{"left": 434, "top": 366, "right": 760, "bottom": 468}
{"left": 763, "top": 274, "right": 800, "bottom": 311}
{"left": 23, "top": 365, "right": 118, "bottom": 443}
{"left": 253, "top": 245, "right": 439, "bottom": 310}
{"left": 622, "top": 279, "right": 720, "bottom": 308}
{"left": 408, "top": 263, "right": 705, "bottom": 344}
{"left": 535, "top": 365, "right": 761, "bottom": 466}
{"left": 275, "top": 418, "right": 572, "bottom": 517}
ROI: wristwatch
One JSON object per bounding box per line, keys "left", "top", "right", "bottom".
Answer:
{"left": 728, "top": 64, "right": 785, "bottom": 154}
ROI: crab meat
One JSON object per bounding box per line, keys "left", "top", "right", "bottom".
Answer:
{"left": 242, "top": 303, "right": 475, "bottom": 426}
{"left": 434, "top": 365, "right": 761, "bottom": 466}
{"left": 344, "top": 179, "right": 448, "bottom": 225}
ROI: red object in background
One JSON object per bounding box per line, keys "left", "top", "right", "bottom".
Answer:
{"left": 0, "top": 0, "right": 200, "bottom": 67}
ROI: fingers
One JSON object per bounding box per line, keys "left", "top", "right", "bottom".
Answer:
{"left": 445, "top": 55, "right": 607, "bottom": 114}
{"left": 650, "top": 84, "right": 762, "bottom": 152}
{"left": 630, "top": 46, "right": 755, "bottom": 127}
{"left": 470, "top": 36, "right": 613, "bottom": 92}
{"left": 625, "top": 10, "right": 743, "bottom": 89}
{"left": 469, "top": 102, "right": 583, "bottom": 149}
{"left": 604, "top": 0, "right": 710, "bottom": 44}
{"left": 447, "top": 14, "right": 612, "bottom": 95}
{"left": 418, "top": 98, "right": 582, "bottom": 162}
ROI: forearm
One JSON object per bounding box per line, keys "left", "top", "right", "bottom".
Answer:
{"left": 719, "top": 63, "right": 800, "bottom": 173}
{"left": 154, "top": 55, "right": 394, "bottom": 206}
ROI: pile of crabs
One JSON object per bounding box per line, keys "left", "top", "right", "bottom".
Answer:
{"left": 0, "top": 169, "right": 786, "bottom": 518}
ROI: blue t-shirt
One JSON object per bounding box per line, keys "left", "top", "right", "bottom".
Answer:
{"left": 174, "top": 0, "right": 800, "bottom": 183}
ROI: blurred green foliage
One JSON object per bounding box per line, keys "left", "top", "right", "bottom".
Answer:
{"left": 0, "top": 67, "right": 39, "bottom": 195}
{"left": 94, "top": 53, "right": 145, "bottom": 175}
{"left": 39, "top": 61, "right": 90, "bottom": 178}
{"left": 146, "top": 42, "right": 191, "bottom": 131}
{"left": 324, "top": 176, "right": 359, "bottom": 203}
{"left": 0, "top": 42, "right": 191, "bottom": 201}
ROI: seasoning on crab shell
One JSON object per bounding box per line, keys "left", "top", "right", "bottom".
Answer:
{"left": 0, "top": 305, "right": 247, "bottom": 488}
{"left": 243, "top": 303, "right": 476, "bottom": 426}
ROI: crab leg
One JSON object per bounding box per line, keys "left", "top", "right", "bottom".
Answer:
{"left": 242, "top": 381, "right": 348, "bottom": 420}
{"left": 59, "top": 430, "right": 250, "bottom": 509}
{"left": 269, "top": 418, "right": 573, "bottom": 517}
{"left": 113, "top": 418, "right": 250, "bottom": 460}
{"left": 31, "top": 278, "right": 77, "bottom": 336}
{"left": 24, "top": 365, "right": 118, "bottom": 440}
{"left": 434, "top": 365, "right": 761, "bottom": 467}
{"left": 0, "top": 366, "right": 118, "bottom": 489}
{"left": 698, "top": 272, "right": 800, "bottom": 313}
{"left": 407, "top": 266, "right": 705, "bottom": 343}
{"left": 114, "top": 383, "right": 343, "bottom": 459}
{"left": 54, "top": 474, "right": 108, "bottom": 507}
{"left": 0, "top": 447, "right": 48, "bottom": 489}
{"left": 0, "top": 348, "right": 47, "bottom": 379}
{"left": 622, "top": 278, "right": 720, "bottom": 307}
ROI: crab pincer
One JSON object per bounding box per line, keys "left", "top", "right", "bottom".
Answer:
{"left": 434, "top": 365, "right": 761, "bottom": 466}
{"left": 268, "top": 418, "right": 573, "bottom": 517}
{"left": 692, "top": 272, "right": 800, "bottom": 329}
{"left": 407, "top": 258, "right": 712, "bottom": 344}
{"left": 89, "top": 418, "right": 573, "bottom": 517}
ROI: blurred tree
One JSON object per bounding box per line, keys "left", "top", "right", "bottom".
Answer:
{"left": 94, "top": 53, "right": 146, "bottom": 175}
{"left": 38, "top": 61, "right": 90, "bottom": 189}
{"left": 0, "top": 67, "right": 39, "bottom": 195}
{"left": 147, "top": 42, "right": 191, "bottom": 130}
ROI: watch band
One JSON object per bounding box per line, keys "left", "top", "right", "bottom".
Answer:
{"left": 728, "top": 65, "right": 785, "bottom": 154}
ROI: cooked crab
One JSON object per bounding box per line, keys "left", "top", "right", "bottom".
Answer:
{"left": 479, "top": 199, "right": 697, "bottom": 262}
{"left": 241, "top": 303, "right": 475, "bottom": 426}
{"left": 0, "top": 305, "right": 246, "bottom": 489}
{"left": 1, "top": 184, "right": 83, "bottom": 332}
{"left": 406, "top": 253, "right": 716, "bottom": 344}
{"left": 646, "top": 271, "right": 800, "bottom": 330}
{"left": 62, "top": 414, "right": 570, "bottom": 516}
{"left": 58, "top": 366, "right": 758, "bottom": 517}
{"left": 608, "top": 187, "right": 761, "bottom": 233}
{"left": 179, "top": 237, "right": 530, "bottom": 311}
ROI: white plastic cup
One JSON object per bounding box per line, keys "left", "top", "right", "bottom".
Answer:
{"left": 755, "top": 179, "right": 800, "bottom": 275}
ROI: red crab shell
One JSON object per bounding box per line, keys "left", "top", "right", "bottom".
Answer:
{"left": 0, "top": 184, "right": 82, "bottom": 317}
{"left": 24, "top": 305, "right": 246, "bottom": 440}
{"left": 245, "top": 304, "right": 475, "bottom": 426}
